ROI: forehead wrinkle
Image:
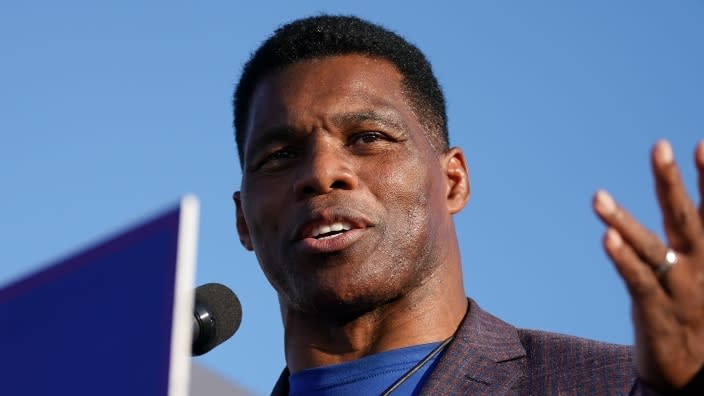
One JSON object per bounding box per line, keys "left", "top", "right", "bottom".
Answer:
{"left": 243, "top": 56, "right": 419, "bottom": 162}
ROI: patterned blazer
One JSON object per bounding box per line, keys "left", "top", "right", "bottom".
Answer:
{"left": 272, "top": 299, "right": 657, "bottom": 395}
{"left": 420, "top": 299, "right": 643, "bottom": 395}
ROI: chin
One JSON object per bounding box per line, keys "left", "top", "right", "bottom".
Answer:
{"left": 289, "top": 282, "right": 403, "bottom": 322}
{"left": 272, "top": 252, "right": 423, "bottom": 320}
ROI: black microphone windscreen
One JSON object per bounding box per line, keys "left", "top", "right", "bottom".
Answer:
{"left": 193, "top": 283, "right": 242, "bottom": 355}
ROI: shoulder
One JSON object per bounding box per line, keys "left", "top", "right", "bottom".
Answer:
{"left": 516, "top": 328, "right": 638, "bottom": 395}
{"left": 426, "top": 299, "right": 643, "bottom": 395}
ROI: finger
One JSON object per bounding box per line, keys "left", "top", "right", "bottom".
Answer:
{"left": 651, "top": 140, "right": 702, "bottom": 251}
{"left": 604, "top": 228, "right": 669, "bottom": 305}
{"left": 594, "top": 190, "right": 670, "bottom": 272}
{"left": 696, "top": 140, "right": 704, "bottom": 222}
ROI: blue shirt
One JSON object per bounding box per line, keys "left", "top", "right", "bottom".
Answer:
{"left": 289, "top": 342, "right": 443, "bottom": 395}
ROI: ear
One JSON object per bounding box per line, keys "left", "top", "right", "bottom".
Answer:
{"left": 441, "top": 147, "right": 470, "bottom": 214}
{"left": 233, "top": 191, "right": 254, "bottom": 251}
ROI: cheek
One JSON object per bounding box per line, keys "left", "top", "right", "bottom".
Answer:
{"left": 241, "top": 186, "right": 283, "bottom": 251}
{"left": 242, "top": 190, "right": 293, "bottom": 294}
{"left": 371, "top": 157, "right": 437, "bottom": 244}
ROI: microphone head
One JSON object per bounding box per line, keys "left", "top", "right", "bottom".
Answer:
{"left": 192, "top": 283, "right": 242, "bottom": 356}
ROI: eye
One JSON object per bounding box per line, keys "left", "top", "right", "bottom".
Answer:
{"left": 351, "top": 132, "right": 387, "bottom": 145}
{"left": 269, "top": 148, "right": 297, "bottom": 160}
{"left": 252, "top": 147, "right": 299, "bottom": 172}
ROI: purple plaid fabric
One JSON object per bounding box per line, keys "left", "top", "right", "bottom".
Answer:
{"left": 420, "top": 299, "right": 641, "bottom": 395}
{"left": 271, "top": 299, "right": 664, "bottom": 395}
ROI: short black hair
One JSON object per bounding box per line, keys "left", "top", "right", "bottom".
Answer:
{"left": 233, "top": 15, "right": 449, "bottom": 167}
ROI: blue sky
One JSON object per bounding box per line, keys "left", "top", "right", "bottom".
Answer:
{"left": 1, "top": 1, "right": 703, "bottom": 394}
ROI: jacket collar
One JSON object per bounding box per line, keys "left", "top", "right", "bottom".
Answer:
{"left": 419, "top": 298, "right": 526, "bottom": 395}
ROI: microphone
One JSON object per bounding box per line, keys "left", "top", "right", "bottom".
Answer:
{"left": 192, "top": 283, "right": 242, "bottom": 356}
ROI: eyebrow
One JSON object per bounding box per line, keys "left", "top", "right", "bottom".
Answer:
{"left": 246, "top": 125, "right": 296, "bottom": 155}
{"left": 245, "top": 109, "right": 407, "bottom": 157}
{"left": 331, "top": 110, "right": 405, "bottom": 131}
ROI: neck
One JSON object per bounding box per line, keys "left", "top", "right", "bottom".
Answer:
{"left": 281, "top": 261, "right": 467, "bottom": 373}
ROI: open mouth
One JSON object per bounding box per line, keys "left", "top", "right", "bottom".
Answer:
{"left": 310, "top": 222, "right": 352, "bottom": 239}
{"left": 295, "top": 217, "right": 368, "bottom": 253}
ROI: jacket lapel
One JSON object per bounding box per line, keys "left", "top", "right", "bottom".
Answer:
{"left": 420, "top": 299, "right": 527, "bottom": 395}
{"left": 270, "top": 368, "right": 289, "bottom": 396}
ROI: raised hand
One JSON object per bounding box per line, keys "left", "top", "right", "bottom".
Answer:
{"left": 593, "top": 140, "right": 704, "bottom": 392}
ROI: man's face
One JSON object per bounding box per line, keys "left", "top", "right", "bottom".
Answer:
{"left": 236, "top": 54, "right": 462, "bottom": 316}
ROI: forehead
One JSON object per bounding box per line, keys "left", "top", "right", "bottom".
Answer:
{"left": 244, "top": 54, "right": 415, "bottom": 142}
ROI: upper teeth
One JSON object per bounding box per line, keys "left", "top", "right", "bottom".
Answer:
{"left": 311, "top": 222, "right": 352, "bottom": 237}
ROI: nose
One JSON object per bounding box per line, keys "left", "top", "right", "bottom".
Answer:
{"left": 293, "top": 137, "right": 358, "bottom": 199}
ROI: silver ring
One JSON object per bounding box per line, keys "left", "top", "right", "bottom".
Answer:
{"left": 656, "top": 248, "right": 678, "bottom": 277}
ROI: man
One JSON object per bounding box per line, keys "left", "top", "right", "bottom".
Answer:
{"left": 232, "top": 15, "right": 704, "bottom": 395}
